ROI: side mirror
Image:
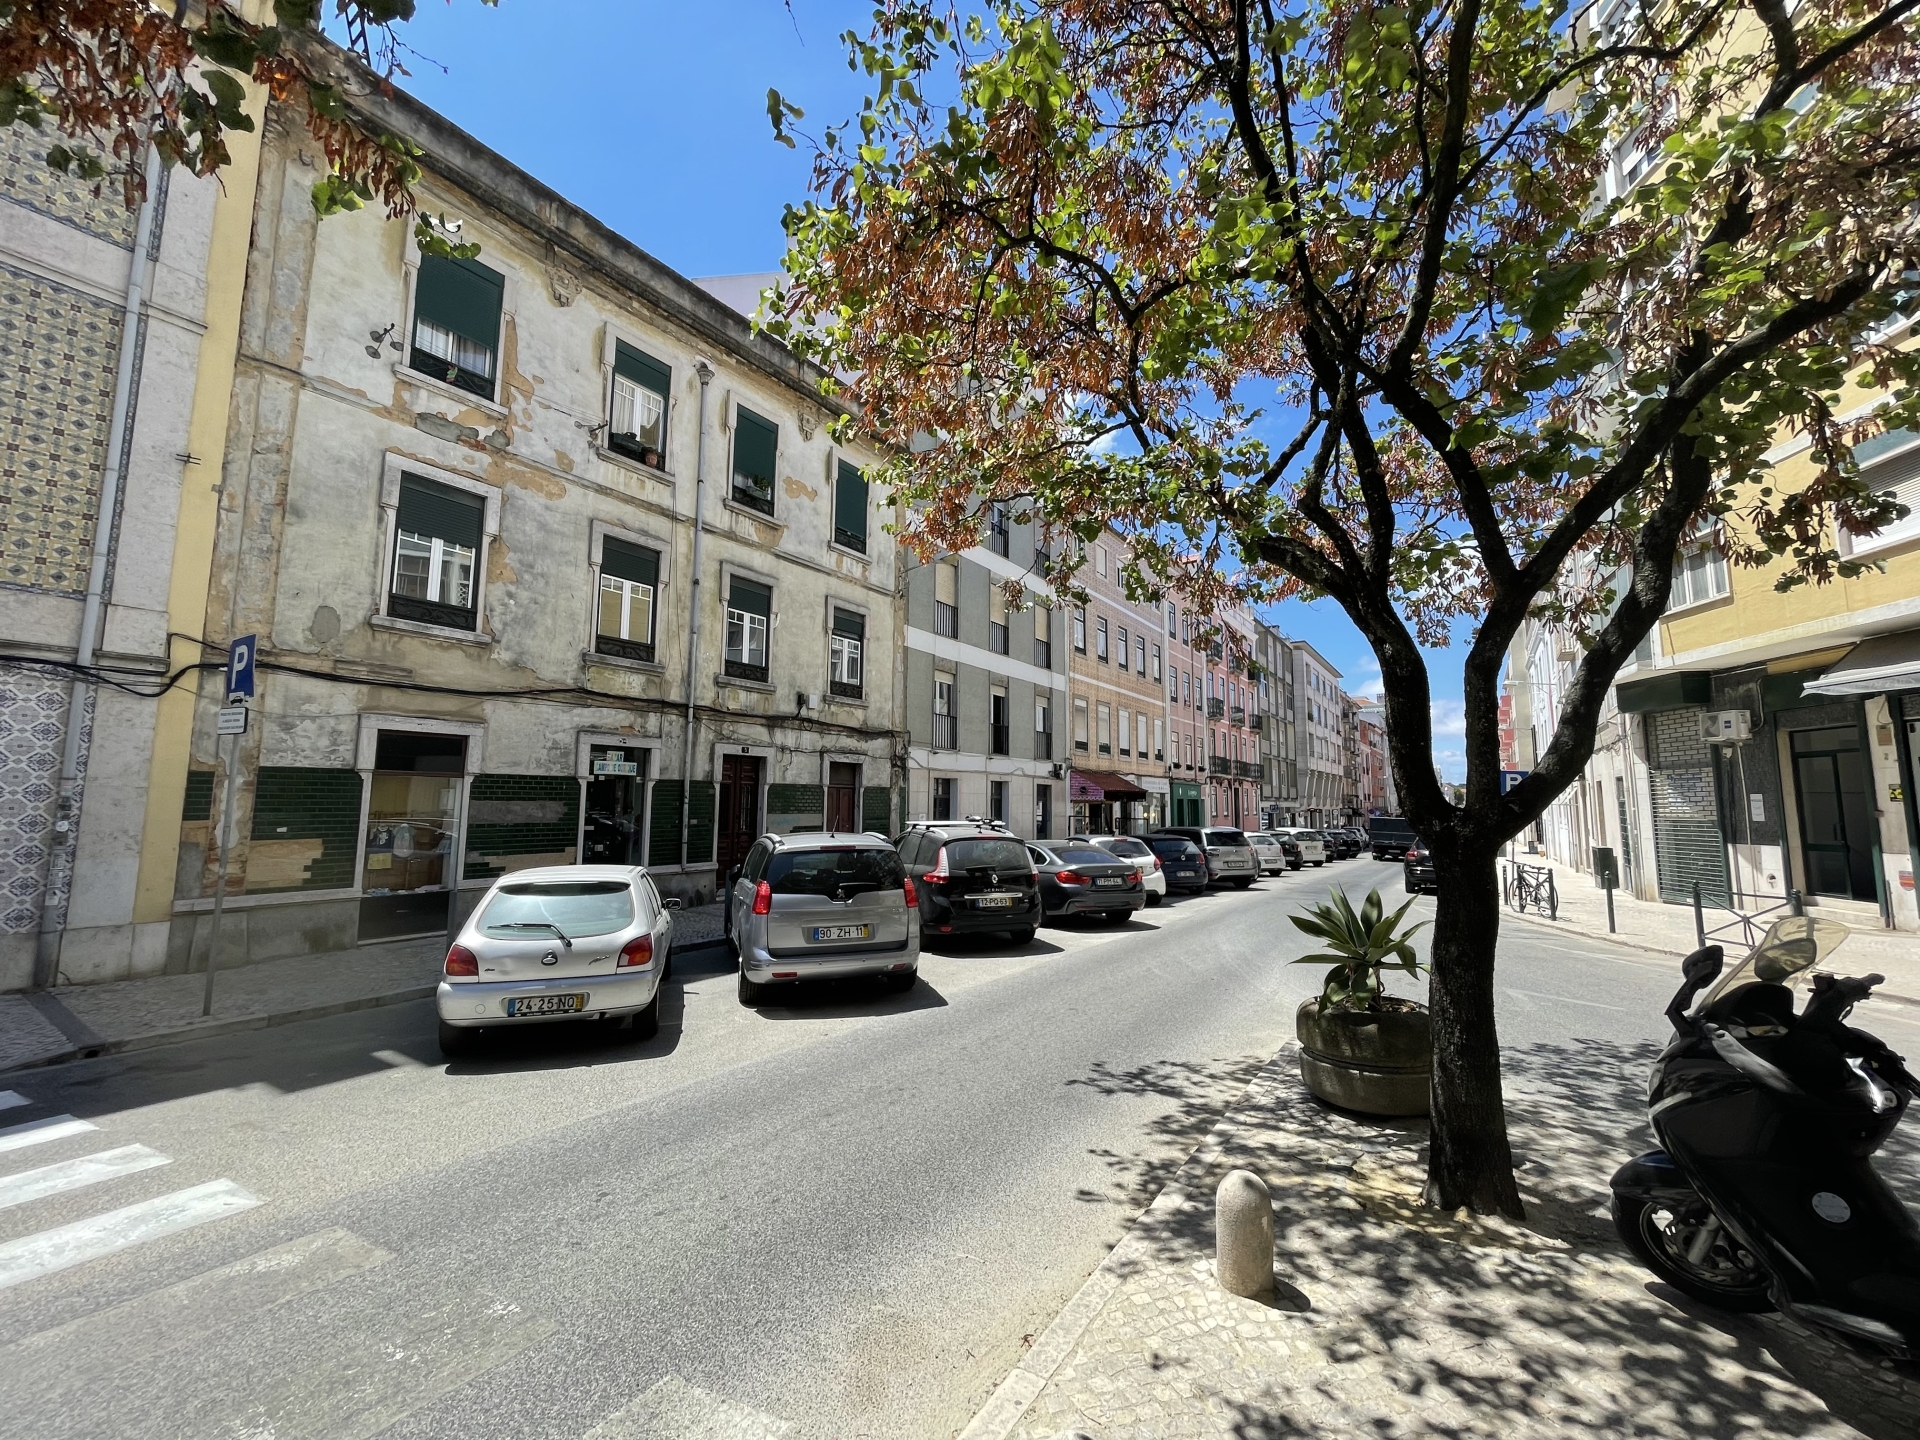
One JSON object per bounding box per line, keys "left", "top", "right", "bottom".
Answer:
{"left": 663, "top": 897, "right": 684, "bottom": 911}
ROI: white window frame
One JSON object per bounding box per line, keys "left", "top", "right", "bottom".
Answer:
{"left": 375, "top": 453, "right": 501, "bottom": 642}
{"left": 1665, "top": 536, "right": 1732, "bottom": 615}
{"left": 1837, "top": 432, "right": 1920, "bottom": 559}
{"left": 587, "top": 520, "right": 672, "bottom": 665}
{"left": 717, "top": 559, "right": 778, "bottom": 687}
{"left": 826, "top": 594, "right": 871, "bottom": 701}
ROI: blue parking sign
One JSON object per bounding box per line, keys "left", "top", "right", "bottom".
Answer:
{"left": 227, "top": 634, "right": 256, "bottom": 700}
{"left": 1501, "top": 768, "right": 1528, "bottom": 795}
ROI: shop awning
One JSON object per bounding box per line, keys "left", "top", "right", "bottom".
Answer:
{"left": 1070, "top": 769, "right": 1149, "bottom": 801}
{"left": 1803, "top": 630, "right": 1920, "bottom": 697}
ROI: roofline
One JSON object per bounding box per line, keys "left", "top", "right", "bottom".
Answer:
{"left": 291, "top": 32, "right": 851, "bottom": 421}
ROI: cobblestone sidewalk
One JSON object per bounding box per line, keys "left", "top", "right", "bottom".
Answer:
{"left": 964, "top": 1041, "right": 1920, "bottom": 1440}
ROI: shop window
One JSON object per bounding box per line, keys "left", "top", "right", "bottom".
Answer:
{"left": 360, "top": 730, "right": 467, "bottom": 942}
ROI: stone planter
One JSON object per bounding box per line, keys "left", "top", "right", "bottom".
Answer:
{"left": 1295, "top": 998, "right": 1432, "bottom": 1116}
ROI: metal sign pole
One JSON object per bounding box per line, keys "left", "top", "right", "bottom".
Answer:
{"left": 202, "top": 721, "right": 240, "bottom": 1017}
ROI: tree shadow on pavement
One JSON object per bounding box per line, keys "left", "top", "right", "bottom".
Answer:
{"left": 1024, "top": 1038, "right": 1920, "bottom": 1440}
{"left": 1067, "top": 1055, "right": 1273, "bottom": 1215}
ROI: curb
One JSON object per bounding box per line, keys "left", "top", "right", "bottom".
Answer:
{"left": 956, "top": 1054, "right": 1279, "bottom": 1440}
{"left": 1498, "top": 903, "right": 1920, "bottom": 1010}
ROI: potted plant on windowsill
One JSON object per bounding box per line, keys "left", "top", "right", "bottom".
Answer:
{"left": 1290, "top": 887, "right": 1432, "bottom": 1116}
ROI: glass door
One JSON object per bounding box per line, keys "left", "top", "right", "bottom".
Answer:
{"left": 1791, "top": 725, "right": 1878, "bottom": 901}
{"left": 359, "top": 731, "right": 466, "bottom": 941}
{"left": 583, "top": 746, "right": 647, "bottom": 865}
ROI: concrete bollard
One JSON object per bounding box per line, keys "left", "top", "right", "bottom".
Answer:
{"left": 1215, "top": 1168, "right": 1275, "bottom": 1302}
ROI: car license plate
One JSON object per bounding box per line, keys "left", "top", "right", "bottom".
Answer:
{"left": 505, "top": 993, "right": 586, "bottom": 1017}
{"left": 811, "top": 924, "right": 871, "bottom": 942}
{"left": 974, "top": 895, "right": 1017, "bottom": 908}
{"left": 1094, "top": 876, "right": 1124, "bottom": 888}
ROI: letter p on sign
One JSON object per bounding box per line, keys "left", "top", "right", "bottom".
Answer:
{"left": 227, "top": 634, "right": 256, "bottom": 701}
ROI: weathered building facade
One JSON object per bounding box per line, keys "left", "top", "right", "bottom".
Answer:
{"left": 1065, "top": 532, "right": 1166, "bottom": 834}
{"left": 167, "top": 47, "right": 902, "bottom": 965}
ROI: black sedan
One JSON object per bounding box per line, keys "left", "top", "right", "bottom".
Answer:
{"left": 1027, "top": 843, "right": 1146, "bottom": 923}
{"left": 1322, "top": 828, "right": 1360, "bottom": 860}
{"left": 1145, "top": 835, "right": 1210, "bottom": 892}
{"left": 1403, "top": 841, "right": 1436, "bottom": 894}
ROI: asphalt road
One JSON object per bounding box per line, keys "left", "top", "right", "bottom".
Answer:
{"left": 4, "top": 858, "right": 1920, "bottom": 1440}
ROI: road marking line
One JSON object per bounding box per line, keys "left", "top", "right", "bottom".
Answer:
{"left": 584, "top": 1375, "right": 793, "bottom": 1439}
{"left": 0, "top": 1115, "right": 96, "bottom": 1154}
{"left": 0, "top": 1145, "right": 171, "bottom": 1211}
{"left": 0, "top": 1178, "right": 261, "bottom": 1290}
{"left": 1504, "top": 986, "right": 1626, "bottom": 1012}
{"left": 0, "top": 1091, "right": 28, "bottom": 1111}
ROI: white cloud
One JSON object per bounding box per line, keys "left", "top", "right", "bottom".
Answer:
{"left": 1430, "top": 699, "right": 1467, "bottom": 738}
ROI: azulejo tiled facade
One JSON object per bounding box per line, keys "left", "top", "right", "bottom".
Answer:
{"left": 0, "top": 261, "right": 122, "bottom": 596}
{"left": 0, "top": 123, "right": 137, "bottom": 248}
{"left": 0, "top": 674, "right": 73, "bottom": 936}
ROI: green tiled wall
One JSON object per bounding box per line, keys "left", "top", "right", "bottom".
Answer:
{"left": 647, "top": 780, "right": 715, "bottom": 865}
{"left": 863, "top": 786, "right": 892, "bottom": 834}
{"left": 465, "top": 774, "right": 579, "bottom": 880}
{"left": 181, "top": 769, "right": 214, "bottom": 823}
{"left": 248, "top": 767, "right": 361, "bottom": 892}
{"left": 767, "top": 783, "right": 824, "bottom": 816}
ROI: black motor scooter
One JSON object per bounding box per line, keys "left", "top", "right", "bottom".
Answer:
{"left": 1611, "top": 916, "right": 1920, "bottom": 1357}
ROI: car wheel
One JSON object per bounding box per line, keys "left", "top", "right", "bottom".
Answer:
{"left": 437, "top": 1021, "right": 477, "bottom": 1060}
{"left": 629, "top": 988, "right": 661, "bottom": 1041}
{"left": 738, "top": 968, "right": 770, "bottom": 1007}
{"left": 882, "top": 969, "right": 916, "bottom": 992}
{"left": 1146, "top": 892, "right": 1161, "bottom": 907}
{"left": 1008, "top": 927, "right": 1037, "bottom": 945}
{"left": 1232, "top": 877, "right": 1255, "bottom": 890}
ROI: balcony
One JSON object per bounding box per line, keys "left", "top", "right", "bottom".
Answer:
{"left": 933, "top": 714, "right": 957, "bottom": 750}
{"left": 1230, "top": 706, "right": 1246, "bottom": 726}
{"left": 1247, "top": 714, "right": 1263, "bottom": 733}
{"left": 1034, "top": 638, "right": 1051, "bottom": 669}
{"left": 1207, "top": 698, "right": 1224, "bottom": 719}
{"left": 988, "top": 622, "right": 1008, "bottom": 655}
{"left": 990, "top": 723, "right": 1010, "bottom": 756}
{"left": 1036, "top": 730, "right": 1053, "bottom": 760}
{"left": 1208, "top": 755, "right": 1230, "bottom": 776}
{"left": 934, "top": 601, "right": 958, "bottom": 638}
{"left": 1235, "top": 760, "right": 1261, "bottom": 780}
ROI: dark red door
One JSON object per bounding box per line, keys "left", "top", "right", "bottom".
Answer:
{"left": 826, "top": 762, "right": 858, "bottom": 832}
{"left": 717, "top": 754, "right": 763, "bottom": 874}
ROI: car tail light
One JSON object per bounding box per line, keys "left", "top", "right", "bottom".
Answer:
{"left": 1057, "top": 870, "right": 1087, "bottom": 886}
{"left": 1152, "top": 855, "right": 1162, "bottom": 871}
{"left": 925, "top": 846, "right": 949, "bottom": 881}
{"left": 618, "top": 933, "right": 654, "bottom": 968}
{"left": 444, "top": 944, "right": 478, "bottom": 977}
{"left": 903, "top": 875, "right": 918, "bottom": 907}
{"left": 751, "top": 880, "right": 772, "bottom": 915}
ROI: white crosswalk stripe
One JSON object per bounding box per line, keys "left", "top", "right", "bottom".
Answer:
{"left": 0, "top": 1144, "right": 171, "bottom": 1211}
{"left": 0, "top": 1090, "right": 29, "bottom": 1111}
{"left": 0, "top": 1114, "right": 96, "bottom": 1153}
{"left": 0, "top": 1178, "right": 261, "bottom": 1290}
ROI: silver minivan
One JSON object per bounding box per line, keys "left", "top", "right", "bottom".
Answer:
{"left": 727, "top": 832, "right": 920, "bottom": 1006}
{"left": 436, "top": 864, "right": 676, "bottom": 1057}
{"left": 1274, "top": 828, "right": 1328, "bottom": 866}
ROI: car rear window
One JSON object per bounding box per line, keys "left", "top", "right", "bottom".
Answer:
{"left": 1148, "top": 839, "right": 1200, "bottom": 859}
{"left": 766, "top": 847, "right": 903, "bottom": 897}
{"left": 480, "top": 881, "right": 634, "bottom": 939}
{"left": 1204, "top": 829, "right": 1249, "bottom": 847}
{"left": 946, "top": 838, "right": 1032, "bottom": 871}
{"left": 1101, "top": 838, "right": 1152, "bottom": 858}
{"left": 1247, "top": 834, "right": 1277, "bottom": 847}
{"left": 1056, "top": 847, "right": 1116, "bottom": 866}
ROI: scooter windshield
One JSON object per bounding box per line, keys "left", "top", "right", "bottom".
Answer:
{"left": 1694, "top": 914, "right": 1852, "bottom": 1013}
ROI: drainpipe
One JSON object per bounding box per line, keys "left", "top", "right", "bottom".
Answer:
{"left": 33, "top": 147, "right": 165, "bottom": 990}
{"left": 1891, "top": 691, "right": 1920, "bottom": 929}
{"left": 679, "top": 359, "right": 715, "bottom": 878}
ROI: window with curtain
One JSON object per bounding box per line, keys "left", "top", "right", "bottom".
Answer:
{"left": 1116, "top": 625, "right": 1129, "bottom": 671}
{"left": 609, "top": 342, "right": 670, "bottom": 466}
{"left": 1096, "top": 616, "right": 1109, "bottom": 660}
{"left": 1667, "top": 541, "right": 1731, "bottom": 611}
{"left": 410, "top": 255, "right": 504, "bottom": 398}
{"left": 934, "top": 560, "right": 958, "bottom": 637}
{"left": 596, "top": 537, "right": 659, "bottom": 660}
{"left": 391, "top": 474, "right": 483, "bottom": 629}
{"left": 1136, "top": 635, "right": 1146, "bottom": 673}
{"left": 732, "top": 407, "right": 778, "bottom": 514}
{"left": 1118, "top": 707, "right": 1132, "bottom": 755}
{"left": 834, "top": 459, "right": 869, "bottom": 552}
{"left": 1097, "top": 702, "right": 1112, "bottom": 755}
{"left": 830, "top": 607, "right": 865, "bottom": 698}
{"left": 1073, "top": 697, "right": 1090, "bottom": 751}
{"left": 1073, "top": 606, "right": 1087, "bottom": 652}
{"left": 725, "top": 576, "right": 772, "bottom": 680}
{"left": 988, "top": 583, "right": 1009, "bottom": 655}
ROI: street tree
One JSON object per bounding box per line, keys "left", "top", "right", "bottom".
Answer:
{"left": 0, "top": 0, "right": 491, "bottom": 249}
{"left": 769, "top": 0, "right": 1920, "bottom": 1213}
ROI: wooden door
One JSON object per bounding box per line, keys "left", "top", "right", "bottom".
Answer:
{"left": 826, "top": 761, "right": 858, "bottom": 832}
{"left": 717, "top": 754, "right": 763, "bottom": 874}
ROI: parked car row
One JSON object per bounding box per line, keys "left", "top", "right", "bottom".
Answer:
{"left": 434, "top": 818, "right": 1393, "bottom": 1052}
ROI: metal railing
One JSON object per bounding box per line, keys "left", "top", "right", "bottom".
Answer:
{"left": 1691, "top": 882, "right": 1804, "bottom": 951}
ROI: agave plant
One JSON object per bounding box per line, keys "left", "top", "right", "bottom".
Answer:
{"left": 1290, "top": 887, "right": 1429, "bottom": 1013}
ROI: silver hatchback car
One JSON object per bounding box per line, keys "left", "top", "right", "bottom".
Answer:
{"left": 727, "top": 832, "right": 920, "bottom": 1006}
{"left": 436, "top": 864, "right": 676, "bottom": 1057}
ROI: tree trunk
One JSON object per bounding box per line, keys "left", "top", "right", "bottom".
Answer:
{"left": 1423, "top": 841, "right": 1524, "bottom": 1218}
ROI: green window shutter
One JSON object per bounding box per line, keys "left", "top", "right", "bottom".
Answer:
{"left": 600, "top": 536, "right": 659, "bottom": 586}
{"left": 834, "top": 460, "right": 868, "bottom": 548}
{"left": 614, "top": 341, "right": 671, "bottom": 399}
{"left": 397, "top": 475, "right": 484, "bottom": 549}
{"left": 733, "top": 408, "right": 777, "bottom": 486}
{"left": 729, "top": 576, "right": 772, "bottom": 617}
{"left": 414, "top": 254, "right": 504, "bottom": 347}
{"left": 832, "top": 607, "right": 864, "bottom": 640}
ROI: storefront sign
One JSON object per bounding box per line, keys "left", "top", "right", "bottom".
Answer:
{"left": 1069, "top": 773, "right": 1105, "bottom": 802}
{"left": 593, "top": 758, "right": 639, "bottom": 776}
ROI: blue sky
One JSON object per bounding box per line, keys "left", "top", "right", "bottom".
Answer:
{"left": 383, "top": 0, "right": 1468, "bottom": 781}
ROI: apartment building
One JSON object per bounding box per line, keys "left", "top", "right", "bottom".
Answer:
{"left": 902, "top": 505, "right": 1067, "bottom": 837}
{"left": 1064, "top": 533, "right": 1167, "bottom": 833}
{"left": 148, "top": 36, "right": 905, "bottom": 971}
{"left": 1251, "top": 618, "right": 1301, "bottom": 829}
{"left": 1355, "top": 703, "right": 1394, "bottom": 816}
{"left": 1293, "top": 642, "right": 1347, "bottom": 826}
{"left": 0, "top": 92, "right": 269, "bottom": 989}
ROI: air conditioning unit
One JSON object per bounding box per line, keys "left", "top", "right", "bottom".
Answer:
{"left": 1701, "top": 709, "right": 1752, "bottom": 744}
